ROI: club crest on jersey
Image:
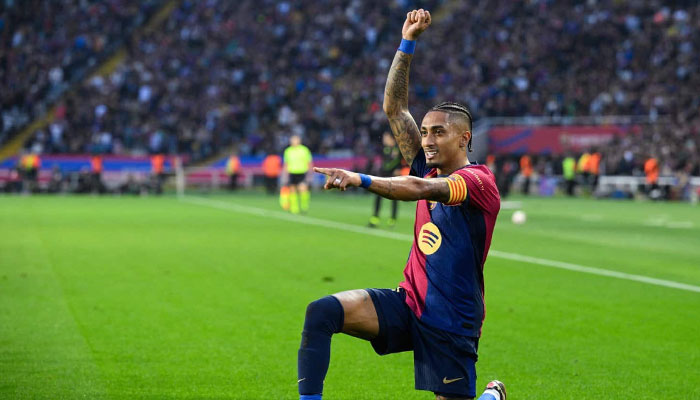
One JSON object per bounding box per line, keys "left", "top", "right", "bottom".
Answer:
{"left": 418, "top": 222, "right": 442, "bottom": 255}
{"left": 429, "top": 201, "right": 437, "bottom": 210}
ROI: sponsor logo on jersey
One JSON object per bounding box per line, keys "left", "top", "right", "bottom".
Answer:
{"left": 418, "top": 222, "right": 442, "bottom": 255}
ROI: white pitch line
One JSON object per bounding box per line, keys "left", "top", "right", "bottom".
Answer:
{"left": 180, "top": 196, "right": 700, "bottom": 294}
{"left": 181, "top": 196, "right": 411, "bottom": 241}
{"left": 488, "top": 251, "right": 700, "bottom": 293}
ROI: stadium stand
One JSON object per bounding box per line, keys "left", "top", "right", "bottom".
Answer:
{"left": 0, "top": 0, "right": 164, "bottom": 146}
{"left": 2, "top": 0, "right": 699, "bottom": 194}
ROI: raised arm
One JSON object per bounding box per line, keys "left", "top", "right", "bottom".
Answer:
{"left": 383, "top": 9, "right": 431, "bottom": 166}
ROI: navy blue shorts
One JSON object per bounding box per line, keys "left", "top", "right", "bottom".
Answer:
{"left": 366, "top": 288, "right": 479, "bottom": 398}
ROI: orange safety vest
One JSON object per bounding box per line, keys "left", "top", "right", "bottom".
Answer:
{"left": 520, "top": 155, "right": 533, "bottom": 177}
{"left": 589, "top": 153, "right": 601, "bottom": 175}
{"left": 578, "top": 153, "right": 591, "bottom": 173}
{"left": 19, "top": 155, "right": 29, "bottom": 169}
{"left": 91, "top": 156, "right": 103, "bottom": 173}
{"left": 644, "top": 158, "right": 659, "bottom": 184}
{"left": 21, "top": 154, "right": 40, "bottom": 170}
{"left": 226, "top": 156, "right": 240, "bottom": 175}
{"left": 151, "top": 154, "right": 165, "bottom": 174}
{"left": 261, "top": 155, "right": 282, "bottom": 178}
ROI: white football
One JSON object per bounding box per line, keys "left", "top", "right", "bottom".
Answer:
{"left": 511, "top": 210, "right": 527, "bottom": 225}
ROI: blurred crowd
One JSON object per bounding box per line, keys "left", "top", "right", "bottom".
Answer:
{"left": 3, "top": 0, "right": 700, "bottom": 176}
{"left": 0, "top": 0, "right": 163, "bottom": 145}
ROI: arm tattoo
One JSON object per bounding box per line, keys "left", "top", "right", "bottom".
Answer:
{"left": 384, "top": 51, "right": 421, "bottom": 165}
{"left": 385, "top": 52, "right": 411, "bottom": 112}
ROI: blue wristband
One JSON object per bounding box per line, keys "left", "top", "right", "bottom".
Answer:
{"left": 398, "top": 38, "right": 416, "bottom": 54}
{"left": 359, "top": 174, "right": 372, "bottom": 188}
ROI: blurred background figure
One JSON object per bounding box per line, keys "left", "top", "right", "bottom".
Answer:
{"left": 262, "top": 152, "right": 282, "bottom": 195}
{"left": 283, "top": 136, "right": 312, "bottom": 215}
{"left": 562, "top": 153, "right": 577, "bottom": 196}
{"left": 368, "top": 132, "right": 402, "bottom": 228}
{"left": 519, "top": 154, "right": 533, "bottom": 195}
{"left": 578, "top": 151, "right": 591, "bottom": 194}
{"left": 47, "top": 165, "right": 64, "bottom": 194}
{"left": 19, "top": 150, "right": 40, "bottom": 193}
{"left": 279, "top": 185, "right": 291, "bottom": 211}
{"left": 486, "top": 154, "right": 496, "bottom": 174}
{"left": 150, "top": 153, "right": 165, "bottom": 195}
{"left": 589, "top": 149, "right": 602, "bottom": 193}
{"left": 225, "top": 151, "right": 241, "bottom": 191}
{"left": 90, "top": 154, "right": 104, "bottom": 194}
{"left": 644, "top": 154, "right": 660, "bottom": 199}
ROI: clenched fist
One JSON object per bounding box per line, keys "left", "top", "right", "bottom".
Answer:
{"left": 403, "top": 9, "right": 431, "bottom": 41}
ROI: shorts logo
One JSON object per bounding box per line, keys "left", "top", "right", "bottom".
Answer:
{"left": 418, "top": 222, "right": 442, "bottom": 255}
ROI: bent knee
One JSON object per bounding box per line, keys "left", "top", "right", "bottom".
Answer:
{"left": 303, "top": 296, "right": 344, "bottom": 334}
{"left": 332, "top": 289, "right": 379, "bottom": 339}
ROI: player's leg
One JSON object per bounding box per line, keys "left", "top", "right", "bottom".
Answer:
{"left": 410, "top": 318, "right": 482, "bottom": 400}
{"left": 280, "top": 185, "right": 290, "bottom": 210}
{"left": 435, "top": 379, "right": 506, "bottom": 400}
{"left": 334, "top": 289, "right": 380, "bottom": 339}
{"left": 289, "top": 184, "right": 300, "bottom": 214}
{"left": 389, "top": 199, "right": 398, "bottom": 227}
{"left": 369, "top": 195, "right": 381, "bottom": 227}
{"left": 297, "top": 289, "right": 379, "bottom": 399}
{"left": 477, "top": 380, "right": 506, "bottom": 400}
{"left": 299, "top": 181, "right": 310, "bottom": 213}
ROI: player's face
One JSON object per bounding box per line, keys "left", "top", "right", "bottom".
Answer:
{"left": 420, "top": 111, "right": 465, "bottom": 169}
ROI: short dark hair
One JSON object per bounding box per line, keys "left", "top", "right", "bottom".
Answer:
{"left": 430, "top": 102, "right": 473, "bottom": 152}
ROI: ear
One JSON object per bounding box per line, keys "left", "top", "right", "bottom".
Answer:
{"left": 460, "top": 130, "right": 471, "bottom": 149}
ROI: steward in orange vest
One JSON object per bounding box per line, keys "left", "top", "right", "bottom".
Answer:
{"left": 261, "top": 154, "right": 282, "bottom": 195}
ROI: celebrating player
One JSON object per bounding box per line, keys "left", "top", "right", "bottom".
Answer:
{"left": 297, "top": 9, "right": 504, "bottom": 400}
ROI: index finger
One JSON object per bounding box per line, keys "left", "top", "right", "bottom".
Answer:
{"left": 313, "top": 167, "right": 333, "bottom": 176}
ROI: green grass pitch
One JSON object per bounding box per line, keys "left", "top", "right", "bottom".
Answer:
{"left": 1, "top": 192, "right": 699, "bottom": 399}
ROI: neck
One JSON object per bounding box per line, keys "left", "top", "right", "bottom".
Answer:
{"left": 437, "top": 155, "right": 470, "bottom": 176}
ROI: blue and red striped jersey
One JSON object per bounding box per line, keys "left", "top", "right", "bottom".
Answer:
{"left": 399, "top": 149, "right": 501, "bottom": 337}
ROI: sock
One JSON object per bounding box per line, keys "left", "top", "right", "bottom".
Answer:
{"left": 477, "top": 389, "right": 501, "bottom": 400}
{"left": 280, "top": 186, "right": 290, "bottom": 210}
{"left": 290, "top": 191, "right": 300, "bottom": 214}
{"left": 299, "top": 395, "right": 322, "bottom": 400}
{"left": 300, "top": 189, "right": 310, "bottom": 212}
{"left": 298, "top": 296, "right": 344, "bottom": 397}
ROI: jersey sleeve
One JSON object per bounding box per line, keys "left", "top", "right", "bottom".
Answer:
{"left": 410, "top": 148, "right": 430, "bottom": 178}
{"left": 442, "top": 173, "right": 468, "bottom": 205}
{"left": 446, "top": 167, "right": 500, "bottom": 211}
